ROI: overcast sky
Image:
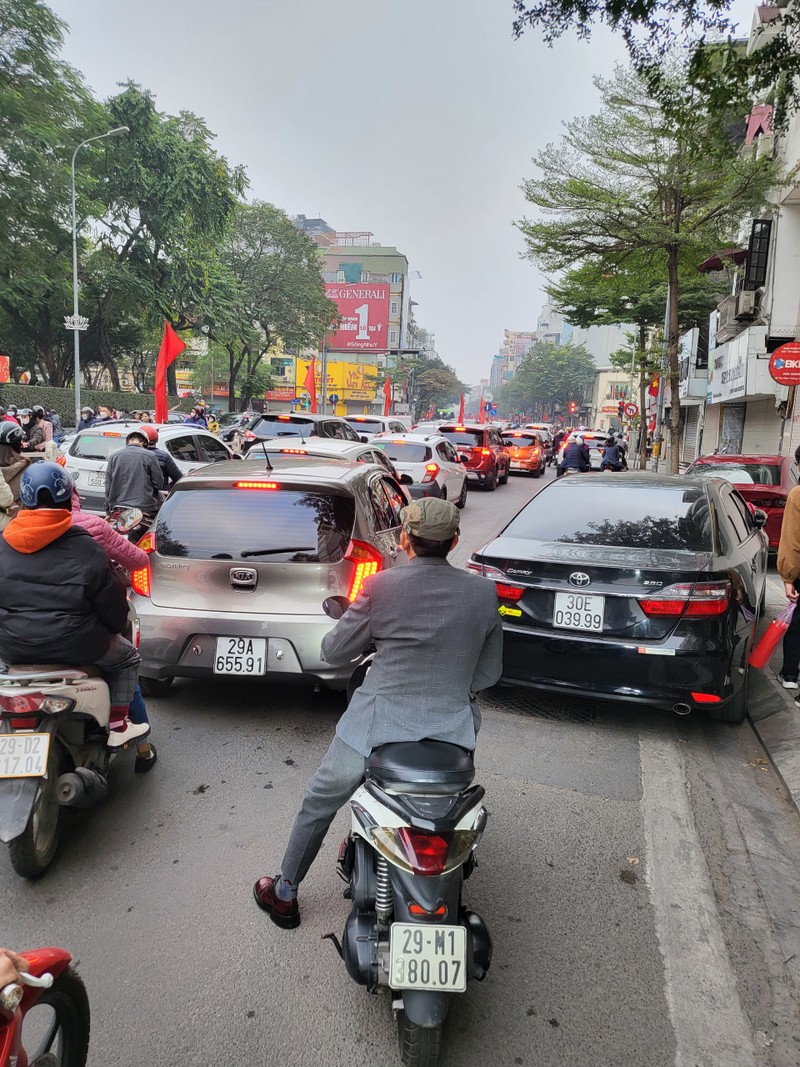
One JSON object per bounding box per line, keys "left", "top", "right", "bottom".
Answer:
{"left": 49, "top": 0, "right": 756, "bottom": 385}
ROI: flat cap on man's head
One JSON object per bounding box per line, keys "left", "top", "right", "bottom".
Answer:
{"left": 400, "top": 497, "right": 460, "bottom": 542}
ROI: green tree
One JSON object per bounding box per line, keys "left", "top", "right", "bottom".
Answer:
{"left": 204, "top": 201, "right": 339, "bottom": 410}
{"left": 519, "top": 66, "right": 781, "bottom": 471}
{"left": 414, "top": 359, "right": 464, "bottom": 418}
{"left": 511, "top": 0, "right": 800, "bottom": 128}
{"left": 496, "top": 341, "right": 596, "bottom": 419}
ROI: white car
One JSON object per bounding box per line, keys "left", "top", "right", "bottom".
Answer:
{"left": 60, "top": 421, "right": 237, "bottom": 512}
{"left": 372, "top": 432, "right": 468, "bottom": 507}
{"left": 344, "top": 415, "right": 411, "bottom": 440}
{"left": 255, "top": 437, "right": 413, "bottom": 501}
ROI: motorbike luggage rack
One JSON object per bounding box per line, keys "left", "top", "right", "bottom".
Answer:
{"left": 0, "top": 668, "right": 89, "bottom": 684}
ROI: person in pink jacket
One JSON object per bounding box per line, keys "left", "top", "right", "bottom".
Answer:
{"left": 71, "top": 489, "right": 157, "bottom": 772}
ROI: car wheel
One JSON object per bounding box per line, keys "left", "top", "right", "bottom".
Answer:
{"left": 708, "top": 667, "right": 749, "bottom": 724}
{"left": 532, "top": 466, "right": 542, "bottom": 478}
{"left": 498, "top": 462, "right": 509, "bottom": 485}
{"left": 456, "top": 478, "right": 468, "bottom": 509}
{"left": 440, "top": 487, "right": 447, "bottom": 501}
{"left": 485, "top": 470, "right": 497, "bottom": 492}
{"left": 140, "top": 676, "right": 174, "bottom": 697}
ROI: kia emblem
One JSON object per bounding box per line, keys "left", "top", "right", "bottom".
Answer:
{"left": 569, "top": 572, "right": 591, "bottom": 587}
{"left": 230, "top": 567, "right": 257, "bottom": 589}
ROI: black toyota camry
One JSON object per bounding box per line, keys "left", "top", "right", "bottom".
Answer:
{"left": 467, "top": 473, "right": 769, "bottom": 722}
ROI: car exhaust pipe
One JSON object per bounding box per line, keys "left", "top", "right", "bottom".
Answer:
{"left": 672, "top": 703, "right": 692, "bottom": 716}
{"left": 57, "top": 769, "right": 109, "bottom": 808}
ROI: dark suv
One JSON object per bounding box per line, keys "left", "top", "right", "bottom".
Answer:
{"left": 437, "top": 423, "right": 510, "bottom": 491}
{"left": 240, "top": 413, "right": 363, "bottom": 453}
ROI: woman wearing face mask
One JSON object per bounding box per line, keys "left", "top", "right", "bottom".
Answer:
{"left": 19, "top": 408, "right": 45, "bottom": 451}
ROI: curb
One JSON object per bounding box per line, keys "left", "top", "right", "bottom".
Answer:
{"left": 748, "top": 664, "right": 800, "bottom": 817}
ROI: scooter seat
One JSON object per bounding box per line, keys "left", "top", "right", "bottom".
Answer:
{"left": 2, "top": 664, "right": 101, "bottom": 680}
{"left": 367, "top": 740, "right": 475, "bottom": 795}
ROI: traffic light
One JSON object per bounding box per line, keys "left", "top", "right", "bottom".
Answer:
{"left": 568, "top": 400, "right": 577, "bottom": 414}
{"left": 618, "top": 401, "right": 625, "bottom": 419}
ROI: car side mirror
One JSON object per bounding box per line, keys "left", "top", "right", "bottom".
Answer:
{"left": 752, "top": 508, "right": 768, "bottom": 528}
{"left": 323, "top": 595, "right": 350, "bottom": 619}
{"left": 360, "top": 435, "right": 370, "bottom": 444}
{"left": 461, "top": 455, "right": 469, "bottom": 464}
{"left": 399, "top": 473, "right": 413, "bottom": 485}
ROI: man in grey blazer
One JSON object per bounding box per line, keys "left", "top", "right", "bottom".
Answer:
{"left": 253, "top": 497, "right": 503, "bottom": 928}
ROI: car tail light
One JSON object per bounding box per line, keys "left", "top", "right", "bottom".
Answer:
{"left": 479, "top": 448, "right": 492, "bottom": 456}
{"left": 369, "top": 826, "right": 478, "bottom": 875}
{"left": 345, "top": 539, "right": 382, "bottom": 601}
{"left": 235, "top": 481, "right": 279, "bottom": 490}
{"left": 466, "top": 559, "right": 505, "bottom": 579}
{"left": 56, "top": 454, "right": 67, "bottom": 467}
{"left": 243, "top": 430, "right": 257, "bottom": 441}
{"left": 277, "top": 415, "right": 292, "bottom": 421}
{"left": 691, "top": 692, "right": 722, "bottom": 704}
{"left": 749, "top": 497, "right": 784, "bottom": 509}
{"left": 531, "top": 448, "right": 540, "bottom": 457}
{"left": 496, "top": 583, "right": 525, "bottom": 601}
{"left": 421, "top": 462, "right": 439, "bottom": 483}
{"left": 638, "top": 581, "right": 730, "bottom": 618}
{"left": 131, "top": 532, "right": 155, "bottom": 598}
{"left": 280, "top": 448, "right": 307, "bottom": 455}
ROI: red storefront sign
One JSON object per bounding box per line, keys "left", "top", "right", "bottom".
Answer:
{"left": 325, "top": 283, "right": 390, "bottom": 352}
{"left": 769, "top": 342, "right": 800, "bottom": 386}
{"left": 265, "top": 387, "right": 296, "bottom": 401}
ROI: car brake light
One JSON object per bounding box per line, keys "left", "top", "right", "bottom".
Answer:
{"left": 130, "top": 532, "right": 155, "bottom": 598}
{"left": 277, "top": 415, "right": 292, "bottom": 421}
{"left": 280, "top": 448, "right": 307, "bottom": 455}
{"left": 638, "top": 581, "right": 730, "bottom": 618}
{"left": 531, "top": 448, "right": 540, "bottom": 457}
{"left": 750, "top": 497, "right": 784, "bottom": 509}
{"left": 479, "top": 448, "right": 492, "bottom": 456}
{"left": 243, "top": 430, "right": 257, "bottom": 440}
{"left": 101, "top": 432, "right": 122, "bottom": 437}
{"left": 496, "top": 582, "right": 525, "bottom": 601}
{"left": 56, "top": 454, "right": 67, "bottom": 467}
{"left": 345, "top": 539, "right": 382, "bottom": 601}
{"left": 691, "top": 692, "right": 722, "bottom": 704}
{"left": 421, "top": 462, "right": 439, "bottom": 483}
{"left": 235, "top": 481, "right": 279, "bottom": 490}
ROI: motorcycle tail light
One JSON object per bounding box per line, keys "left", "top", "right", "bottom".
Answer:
{"left": 369, "top": 827, "right": 478, "bottom": 875}
{"left": 0, "top": 693, "right": 45, "bottom": 715}
{"left": 131, "top": 532, "right": 155, "bottom": 598}
{"left": 41, "top": 696, "right": 76, "bottom": 714}
{"left": 345, "top": 539, "right": 382, "bottom": 602}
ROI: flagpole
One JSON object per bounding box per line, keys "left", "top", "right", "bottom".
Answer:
{"left": 320, "top": 335, "right": 328, "bottom": 416}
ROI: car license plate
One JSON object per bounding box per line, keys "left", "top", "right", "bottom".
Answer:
{"left": 511, "top": 461, "right": 525, "bottom": 468}
{"left": 88, "top": 471, "right": 105, "bottom": 487}
{"left": 213, "top": 637, "right": 267, "bottom": 675}
{"left": 389, "top": 923, "right": 467, "bottom": 992}
{"left": 553, "top": 592, "right": 605, "bottom": 633}
{"left": 0, "top": 733, "right": 51, "bottom": 778}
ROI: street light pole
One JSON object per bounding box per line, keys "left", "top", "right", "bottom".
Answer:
{"left": 67, "top": 126, "right": 129, "bottom": 425}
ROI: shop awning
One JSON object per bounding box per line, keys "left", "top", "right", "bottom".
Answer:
{"left": 698, "top": 248, "right": 748, "bottom": 272}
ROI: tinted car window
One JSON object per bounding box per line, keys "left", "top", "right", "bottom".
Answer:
{"left": 439, "top": 429, "right": 484, "bottom": 447}
{"left": 346, "top": 419, "right": 386, "bottom": 434}
{"left": 380, "top": 478, "right": 406, "bottom": 524}
{"left": 689, "top": 462, "right": 780, "bottom": 486}
{"left": 199, "top": 436, "right": 231, "bottom": 462}
{"left": 373, "top": 441, "right": 431, "bottom": 463}
{"left": 71, "top": 432, "right": 126, "bottom": 460}
{"left": 253, "top": 416, "right": 315, "bottom": 437}
{"left": 368, "top": 478, "right": 398, "bottom": 530}
{"left": 502, "top": 434, "right": 539, "bottom": 448}
{"left": 156, "top": 489, "right": 355, "bottom": 562}
{"left": 167, "top": 435, "right": 202, "bottom": 462}
{"left": 505, "top": 484, "right": 714, "bottom": 552}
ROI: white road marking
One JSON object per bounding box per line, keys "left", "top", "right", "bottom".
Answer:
{"left": 639, "top": 734, "right": 757, "bottom": 1067}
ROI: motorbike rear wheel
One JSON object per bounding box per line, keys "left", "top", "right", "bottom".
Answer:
{"left": 398, "top": 1015, "right": 444, "bottom": 1067}
{"left": 9, "top": 741, "right": 64, "bottom": 879}
{"left": 23, "top": 967, "right": 90, "bottom": 1067}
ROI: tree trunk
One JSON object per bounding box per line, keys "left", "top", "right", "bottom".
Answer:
{"left": 667, "top": 248, "right": 682, "bottom": 474}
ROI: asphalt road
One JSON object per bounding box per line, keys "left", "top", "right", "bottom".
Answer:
{"left": 4, "top": 466, "right": 800, "bottom": 1067}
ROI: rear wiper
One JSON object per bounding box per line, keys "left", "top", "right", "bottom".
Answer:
{"left": 240, "top": 546, "right": 316, "bottom": 558}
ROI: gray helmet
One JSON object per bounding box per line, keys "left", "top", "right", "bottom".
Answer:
{"left": 0, "top": 420, "right": 24, "bottom": 451}
{"left": 31, "top": 404, "right": 45, "bottom": 418}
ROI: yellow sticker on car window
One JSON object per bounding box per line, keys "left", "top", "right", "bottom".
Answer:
{"left": 498, "top": 605, "right": 522, "bottom": 618}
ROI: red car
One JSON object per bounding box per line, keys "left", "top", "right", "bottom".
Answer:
{"left": 437, "top": 423, "right": 511, "bottom": 491}
{"left": 684, "top": 454, "right": 798, "bottom": 549}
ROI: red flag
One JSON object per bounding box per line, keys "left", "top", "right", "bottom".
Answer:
{"left": 478, "top": 398, "right": 485, "bottom": 424}
{"left": 304, "top": 359, "right": 317, "bottom": 413}
{"left": 457, "top": 393, "right": 465, "bottom": 423}
{"left": 154, "top": 322, "right": 186, "bottom": 424}
{"left": 648, "top": 375, "right": 660, "bottom": 398}
{"left": 382, "top": 375, "right": 392, "bottom": 417}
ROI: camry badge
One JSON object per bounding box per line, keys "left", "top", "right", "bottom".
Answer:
{"left": 569, "top": 572, "right": 591, "bottom": 587}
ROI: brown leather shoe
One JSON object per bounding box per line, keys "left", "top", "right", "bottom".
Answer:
{"left": 253, "top": 875, "right": 300, "bottom": 929}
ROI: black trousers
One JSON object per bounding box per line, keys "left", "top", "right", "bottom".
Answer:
{"left": 781, "top": 580, "right": 800, "bottom": 677}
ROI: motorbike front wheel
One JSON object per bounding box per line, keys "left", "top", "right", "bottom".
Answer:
{"left": 22, "top": 967, "right": 91, "bottom": 1067}
{"left": 398, "top": 1014, "right": 443, "bottom": 1067}
{"left": 9, "top": 742, "right": 64, "bottom": 879}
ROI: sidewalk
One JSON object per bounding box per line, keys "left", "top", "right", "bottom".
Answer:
{"left": 748, "top": 569, "right": 800, "bottom": 816}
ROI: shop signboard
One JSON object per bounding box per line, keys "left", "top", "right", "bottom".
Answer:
{"left": 769, "top": 341, "right": 800, "bottom": 386}
{"left": 296, "top": 360, "right": 379, "bottom": 402}
{"left": 324, "top": 284, "right": 390, "bottom": 352}
{"left": 264, "top": 386, "right": 296, "bottom": 401}
{"left": 707, "top": 332, "right": 748, "bottom": 404}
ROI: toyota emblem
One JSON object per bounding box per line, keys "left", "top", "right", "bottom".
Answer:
{"left": 569, "top": 572, "right": 591, "bottom": 587}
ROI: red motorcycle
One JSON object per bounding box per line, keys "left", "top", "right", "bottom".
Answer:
{"left": 0, "top": 948, "right": 89, "bottom": 1066}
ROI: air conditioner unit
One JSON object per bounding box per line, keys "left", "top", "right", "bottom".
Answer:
{"left": 735, "top": 290, "right": 760, "bottom": 320}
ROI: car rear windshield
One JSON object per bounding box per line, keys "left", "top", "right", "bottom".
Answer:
{"left": 70, "top": 432, "right": 127, "bottom": 460}
{"left": 252, "top": 416, "right": 315, "bottom": 437}
{"left": 690, "top": 462, "right": 779, "bottom": 486}
{"left": 504, "top": 484, "right": 713, "bottom": 552}
{"left": 372, "top": 441, "right": 431, "bottom": 462}
{"left": 438, "top": 429, "right": 484, "bottom": 447}
{"left": 502, "top": 434, "right": 538, "bottom": 447}
{"left": 155, "top": 488, "right": 355, "bottom": 562}
{"left": 346, "top": 419, "right": 385, "bottom": 434}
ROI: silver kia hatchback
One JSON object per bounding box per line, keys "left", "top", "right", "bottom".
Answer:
{"left": 130, "top": 459, "right": 408, "bottom": 693}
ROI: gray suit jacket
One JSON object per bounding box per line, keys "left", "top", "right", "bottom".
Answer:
{"left": 322, "top": 555, "right": 503, "bottom": 757}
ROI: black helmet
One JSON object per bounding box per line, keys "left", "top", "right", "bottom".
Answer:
{"left": 32, "top": 404, "right": 45, "bottom": 418}
{"left": 0, "top": 420, "right": 24, "bottom": 451}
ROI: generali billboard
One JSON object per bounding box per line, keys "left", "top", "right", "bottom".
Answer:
{"left": 325, "top": 283, "right": 390, "bottom": 352}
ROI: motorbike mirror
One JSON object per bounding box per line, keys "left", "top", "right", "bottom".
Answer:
{"left": 113, "top": 507, "right": 144, "bottom": 532}
{"left": 322, "top": 595, "right": 350, "bottom": 620}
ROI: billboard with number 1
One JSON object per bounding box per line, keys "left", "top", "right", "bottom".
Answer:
{"left": 325, "top": 283, "right": 390, "bottom": 352}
